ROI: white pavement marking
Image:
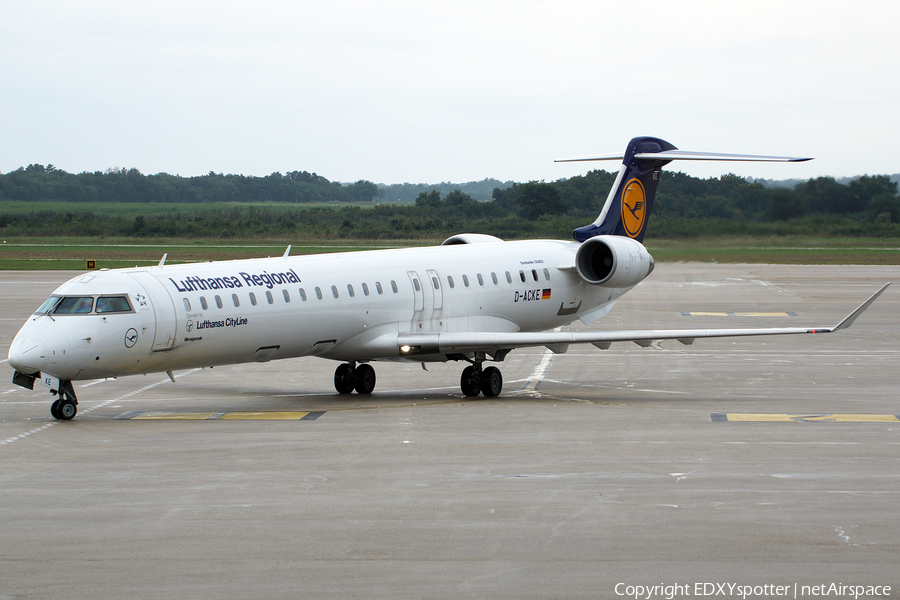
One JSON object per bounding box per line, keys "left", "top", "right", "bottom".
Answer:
{"left": 0, "top": 369, "right": 202, "bottom": 448}
{"left": 78, "top": 369, "right": 203, "bottom": 416}
{"left": 514, "top": 327, "right": 563, "bottom": 396}
{"left": 1, "top": 422, "right": 57, "bottom": 446}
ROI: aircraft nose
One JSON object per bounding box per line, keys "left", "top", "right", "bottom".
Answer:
{"left": 8, "top": 337, "right": 49, "bottom": 374}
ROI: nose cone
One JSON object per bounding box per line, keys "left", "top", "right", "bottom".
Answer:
{"left": 8, "top": 336, "right": 48, "bottom": 374}
{"left": 9, "top": 318, "right": 72, "bottom": 377}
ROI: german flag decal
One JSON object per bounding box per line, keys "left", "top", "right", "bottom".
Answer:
{"left": 542, "top": 289, "right": 551, "bottom": 300}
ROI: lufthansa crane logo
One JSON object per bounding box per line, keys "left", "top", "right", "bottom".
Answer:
{"left": 620, "top": 178, "right": 646, "bottom": 238}
{"left": 124, "top": 328, "right": 138, "bottom": 348}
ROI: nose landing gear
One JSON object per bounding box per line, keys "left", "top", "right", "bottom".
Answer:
{"left": 50, "top": 380, "right": 78, "bottom": 420}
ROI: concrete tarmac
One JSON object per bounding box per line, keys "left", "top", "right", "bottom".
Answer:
{"left": 1, "top": 264, "right": 898, "bottom": 600}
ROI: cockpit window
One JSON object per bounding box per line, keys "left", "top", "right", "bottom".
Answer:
{"left": 96, "top": 296, "right": 132, "bottom": 313}
{"left": 36, "top": 296, "right": 62, "bottom": 314}
{"left": 54, "top": 296, "right": 94, "bottom": 314}
{"left": 34, "top": 294, "right": 133, "bottom": 316}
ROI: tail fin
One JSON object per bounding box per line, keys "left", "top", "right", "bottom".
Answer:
{"left": 568, "top": 137, "right": 675, "bottom": 243}
{"left": 557, "top": 136, "right": 813, "bottom": 243}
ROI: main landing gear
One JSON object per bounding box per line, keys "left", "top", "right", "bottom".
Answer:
{"left": 333, "top": 356, "right": 504, "bottom": 398}
{"left": 459, "top": 361, "right": 503, "bottom": 398}
{"left": 334, "top": 362, "right": 376, "bottom": 395}
{"left": 50, "top": 380, "right": 78, "bottom": 420}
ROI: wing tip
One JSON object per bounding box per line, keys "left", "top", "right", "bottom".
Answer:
{"left": 831, "top": 282, "right": 891, "bottom": 332}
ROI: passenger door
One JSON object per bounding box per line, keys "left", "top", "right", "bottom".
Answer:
{"left": 128, "top": 271, "right": 177, "bottom": 351}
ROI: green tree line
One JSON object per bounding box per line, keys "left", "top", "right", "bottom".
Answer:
{"left": 1, "top": 165, "right": 899, "bottom": 239}
{"left": 0, "top": 164, "right": 379, "bottom": 204}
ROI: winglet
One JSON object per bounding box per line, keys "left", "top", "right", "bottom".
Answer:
{"left": 829, "top": 283, "right": 891, "bottom": 332}
{"left": 283, "top": 245, "right": 292, "bottom": 259}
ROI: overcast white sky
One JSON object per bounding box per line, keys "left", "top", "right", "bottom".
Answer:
{"left": 2, "top": 0, "right": 898, "bottom": 185}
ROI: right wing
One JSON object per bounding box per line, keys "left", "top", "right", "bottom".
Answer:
{"left": 397, "top": 283, "right": 890, "bottom": 357}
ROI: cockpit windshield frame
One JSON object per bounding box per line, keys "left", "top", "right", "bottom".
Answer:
{"left": 34, "top": 294, "right": 134, "bottom": 316}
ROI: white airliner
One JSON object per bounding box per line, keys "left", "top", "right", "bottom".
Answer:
{"left": 7, "top": 136, "right": 890, "bottom": 420}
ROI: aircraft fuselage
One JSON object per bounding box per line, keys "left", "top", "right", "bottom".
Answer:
{"left": 8, "top": 239, "right": 631, "bottom": 384}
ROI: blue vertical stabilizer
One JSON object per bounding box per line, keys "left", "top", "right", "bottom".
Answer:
{"left": 571, "top": 136, "right": 676, "bottom": 243}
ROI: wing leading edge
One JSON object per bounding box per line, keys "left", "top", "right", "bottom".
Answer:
{"left": 398, "top": 283, "right": 890, "bottom": 357}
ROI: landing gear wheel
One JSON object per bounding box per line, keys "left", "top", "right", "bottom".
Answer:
{"left": 480, "top": 366, "right": 503, "bottom": 397}
{"left": 460, "top": 366, "right": 481, "bottom": 397}
{"left": 57, "top": 401, "right": 77, "bottom": 420}
{"left": 334, "top": 363, "right": 356, "bottom": 394}
{"left": 50, "top": 400, "right": 61, "bottom": 420}
{"left": 354, "top": 363, "right": 376, "bottom": 395}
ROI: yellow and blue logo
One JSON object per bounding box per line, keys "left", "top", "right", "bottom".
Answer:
{"left": 620, "top": 178, "right": 646, "bottom": 238}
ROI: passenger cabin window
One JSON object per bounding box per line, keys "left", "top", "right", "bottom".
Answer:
{"left": 266, "top": 291, "right": 274, "bottom": 304}
{"left": 477, "top": 273, "right": 484, "bottom": 286}
{"left": 543, "top": 268, "right": 550, "bottom": 280}
{"left": 331, "top": 285, "right": 339, "bottom": 299}
{"left": 232, "top": 294, "right": 240, "bottom": 307}
{"left": 462, "top": 275, "right": 469, "bottom": 287}
{"left": 491, "top": 273, "right": 498, "bottom": 285}
{"left": 413, "top": 278, "right": 420, "bottom": 292}
{"left": 376, "top": 282, "right": 383, "bottom": 295}
{"left": 215, "top": 295, "right": 223, "bottom": 309}
{"left": 519, "top": 270, "right": 526, "bottom": 282}
{"left": 96, "top": 296, "right": 131, "bottom": 313}
{"left": 347, "top": 284, "right": 355, "bottom": 297}
{"left": 249, "top": 292, "right": 257, "bottom": 306}
{"left": 362, "top": 283, "right": 369, "bottom": 296}
{"left": 390, "top": 281, "right": 398, "bottom": 293}
{"left": 200, "top": 297, "right": 209, "bottom": 310}
{"left": 506, "top": 271, "right": 512, "bottom": 284}
{"left": 532, "top": 269, "right": 538, "bottom": 281}
{"left": 299, "top": 288, "right": 307, "bottom": 301}
{"left": 54, "top": 296, "right": 94, "bottom": 314}
{"left": 315, "top": 287, "right": 323, "bottom": 300}
{"left": 283, "top": 289, "right": 290, "bottom": 303}
{"left": 183, "top": 298, "right": 191, "bottom": 311}
{"left": 432, "top": 277, "right": 439, "bottom": 290}
{"left": 447, "top": 276, "right": 455, "bottom": 289}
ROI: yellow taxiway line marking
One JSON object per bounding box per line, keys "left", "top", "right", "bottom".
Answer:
{"left": 220, "top": 411, "right": 312, "bottom": 420}
{"left": 683, "top": 312, "right": 798, "bottom": 317}
{"left": 712, "top": 413, "right": 900, "bottom": 423}
{"left": 127, "top": 411, "right": 323, "bottom": 421}
{"left": 131, "top": 412, "right": 219, "bottom": 420}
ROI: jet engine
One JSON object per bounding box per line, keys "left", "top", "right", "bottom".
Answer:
{"left": 574, "top": 235, "right": 655, "bottom": 288}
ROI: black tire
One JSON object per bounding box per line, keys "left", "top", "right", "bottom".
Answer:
{"left": 460, "top": 366, "right": 481, "bottom": 397}
{"left": 334, "top": 363, "right": 356, "bottom": 394}
{"left": 354, "top": 363, "right": 376, "bottom": 395}
{"left": 50, "top": 400, "right": 61, "bottom": 420}
{"left": 480, "top": 366, "right": 503, "bottom": 397}
{"left": 57, "top": 401, "right": 77, "bottom": 420}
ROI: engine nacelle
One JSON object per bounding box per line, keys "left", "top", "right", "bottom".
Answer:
{"left": 575, "top": 235, "right": 655, "bottom": 288}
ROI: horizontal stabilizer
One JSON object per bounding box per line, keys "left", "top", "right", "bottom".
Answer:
{"left": 556, "top": 150, "right": 813, "bottom": 163}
